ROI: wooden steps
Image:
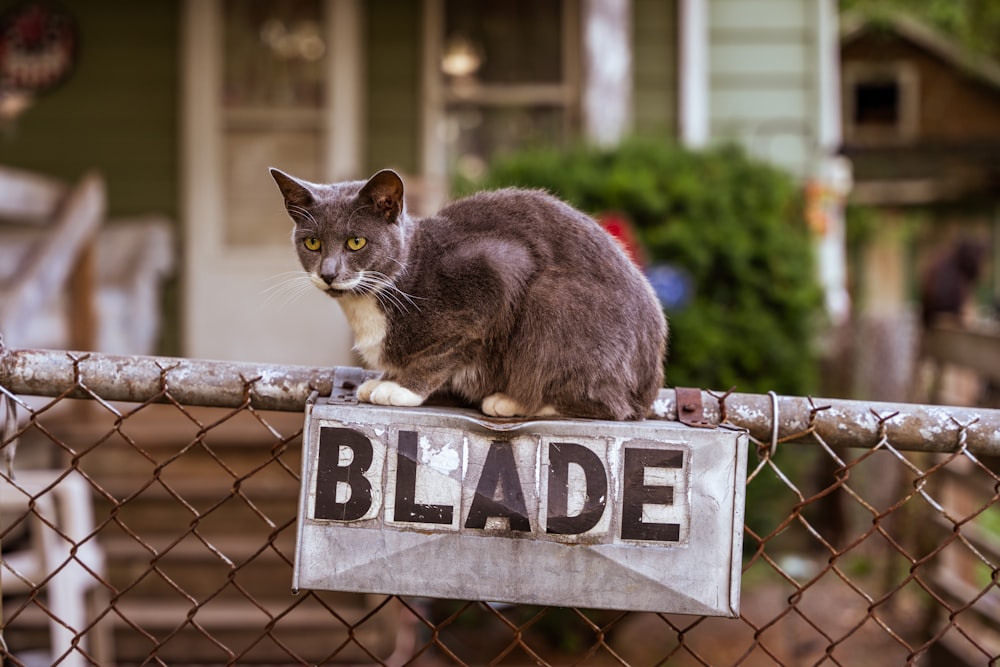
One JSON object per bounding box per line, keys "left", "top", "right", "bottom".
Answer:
{"left": 9, "top": 403, "right": 404, "bottom": 664}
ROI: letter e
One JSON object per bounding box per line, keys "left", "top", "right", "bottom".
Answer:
{"left": 620, "top": 448, "right": 682, "bottom": 542}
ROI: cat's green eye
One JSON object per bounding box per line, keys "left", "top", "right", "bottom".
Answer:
{"left": 346, "top": 236, "right": 367, "bottom": 251}
{"left": 303, "top": 237, "right": 321, "bottom": 251}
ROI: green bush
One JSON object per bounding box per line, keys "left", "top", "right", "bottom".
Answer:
{"left": 462, "top": 139, "right": 824, "bottom": 395}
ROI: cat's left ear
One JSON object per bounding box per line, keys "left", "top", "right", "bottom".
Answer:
{"left": 360, "top": 169, "right": 404, "bottom": 223}
{"left": 269, "top": 168, "right": 315, "bottom": 210}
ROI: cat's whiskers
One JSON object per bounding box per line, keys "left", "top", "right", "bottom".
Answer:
{"left": 345, "top": 204, "right": 370, "bottom": 225}
{"left": 356, "top": 271, "right": 424, "bottom": 314}
{"left": 286, "top": 203, "right": 317, "bottom": 226}
{"left": 370, "top": 289, "right": 405, "bottom": 315}
{"left": 368, "top": 271, "right": 424, "bottom": 310}
{"left": 363, "top": 280, "right": 410, "bottom": 314}
{"left": 384, "top": 256, "right": 410, "bottom": 276}
{"left": 261, "top": 271, "right": 315, "bottom": 308}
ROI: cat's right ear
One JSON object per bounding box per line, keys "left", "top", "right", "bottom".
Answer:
{"left": 269, "top": 168, "right": 315, "bottom": 210}
{"left": 359, "top": 169, "right": 405, "bottom": 223}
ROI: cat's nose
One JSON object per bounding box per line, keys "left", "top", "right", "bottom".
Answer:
{"left": 319, "top": 257, "right": 344, "bottom": 286}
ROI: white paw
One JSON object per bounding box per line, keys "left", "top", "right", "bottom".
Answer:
{"left": 482, "top": 393, "right": 560, "bottom": 418}
{"left": 482, "top": 392, "right": 523, "bottom": 417}
{"left": 359, "top": 380, "right": 424, "bottom": 407}
{"left": 356, "top": 379, "right": 380, "bottom": 402}
{"left": 535, "top": 404, "right": 559, "bottom": 417}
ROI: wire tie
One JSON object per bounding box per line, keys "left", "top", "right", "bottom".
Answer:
{"left": 768, "top": 390, "right": 780, "bottom": 458}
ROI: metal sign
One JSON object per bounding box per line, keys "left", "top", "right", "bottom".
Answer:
{"left": 294, "top": 392, "right": 748, "bottom": 616}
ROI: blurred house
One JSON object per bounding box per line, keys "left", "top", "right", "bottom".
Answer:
{"left": 839, "top": 12, "right": 1000, "bottom": 401}
{"left": 842, "top": 15, "right": 1000, "bottom": 206}
{"left": 0, "top": 0, "right": 844, "bottom": 366}
{"left": 841, "top": 12, "right": 1000, "bottom": 313}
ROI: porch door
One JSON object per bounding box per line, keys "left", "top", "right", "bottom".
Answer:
{"left": 181, "top": 0, "right": 360, "bottom": 365}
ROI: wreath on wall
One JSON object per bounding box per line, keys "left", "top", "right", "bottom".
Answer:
{"left": 0, "top": 0, "right": 77, "bottom": 120}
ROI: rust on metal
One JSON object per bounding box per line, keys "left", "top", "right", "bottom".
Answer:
{"left": 2, "top": 346, "right": 1000, "bottom": 454}
{"left": 0, "top": 347, "right": 333, "bottom": 411}
{"left": 675, "top": 386, "right": 714, "bottom": 428}
{"left": 651, "top": 387, "right": 1000, "bottom": 455}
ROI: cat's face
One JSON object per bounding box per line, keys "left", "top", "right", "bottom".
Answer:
{"left": 270, "top": 169, "right": 408, "bottom": 298}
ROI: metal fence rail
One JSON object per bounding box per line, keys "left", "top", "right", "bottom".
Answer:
{"left": 1, "top": 346, "right": 999, "bottom": 666}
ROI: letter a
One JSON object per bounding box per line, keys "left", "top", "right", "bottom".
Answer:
{"left": 464, "top": 440, "right": 531, "bottom": 531}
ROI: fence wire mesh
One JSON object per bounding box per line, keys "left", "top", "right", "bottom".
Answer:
{"left": 1, "top": 348, "right": 999, "bottom": 666}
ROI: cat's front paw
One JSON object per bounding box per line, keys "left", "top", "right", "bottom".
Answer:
{"left": 482, "top": 393, "right": 559, "bottom": 418}
{"left": 356, "top": 379, "right": 379, "bottom": 402}
{"left": 357, "top": 380, "right": 424, "bottom": 407}
{"left": 482, "top": 393, "right": 524, "bottom": 417}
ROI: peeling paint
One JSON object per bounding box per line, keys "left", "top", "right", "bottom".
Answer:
{"left": 420, "top": 434, "right": 461, "bottom": 474}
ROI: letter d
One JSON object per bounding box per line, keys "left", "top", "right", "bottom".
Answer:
{"left": 546, "top": 442, "right": 608, "bottom": 535}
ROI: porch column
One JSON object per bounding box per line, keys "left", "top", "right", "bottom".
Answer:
{"left": 678, "top": 0, "right": 708, "bottom": 148}
{"left": 582, "top": 0, "right": 632, "bottom": 146}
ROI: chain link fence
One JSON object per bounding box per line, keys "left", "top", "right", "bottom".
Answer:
{"left": 1, "top": 347, "right": 999, "bottom": 666}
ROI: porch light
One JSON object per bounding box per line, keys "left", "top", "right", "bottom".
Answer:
{"left": 259, "top": 18, "right": 325, "bottom": 62}
{"left": 441, "top": 35, "right": 483, "bottom": 78}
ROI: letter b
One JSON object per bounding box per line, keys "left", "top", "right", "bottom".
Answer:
{"left": 314, "top": 427, "right": 374, "bottom": 521}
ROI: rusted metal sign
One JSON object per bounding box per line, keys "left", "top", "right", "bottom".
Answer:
{"left": 294, "top": 391, "right": 748, "bottom": 615}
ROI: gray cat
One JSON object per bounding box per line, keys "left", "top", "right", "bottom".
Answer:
{"left": 270, "top": 168, "right": 667, "bottom": 420}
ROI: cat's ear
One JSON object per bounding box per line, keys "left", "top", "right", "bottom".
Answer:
{"left": 359, "top": 169, "right": 404, "bottom": 223}
{"left": 269, "top": 168, "right": 315, "bottom": 210}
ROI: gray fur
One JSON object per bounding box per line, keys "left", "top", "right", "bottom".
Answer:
{"left": 270, "top": 168, "right": 667, "bottom": 420}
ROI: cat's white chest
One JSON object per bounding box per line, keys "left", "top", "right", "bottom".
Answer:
{"left": 338, "top": 295, "right": 387, "bottom": 368}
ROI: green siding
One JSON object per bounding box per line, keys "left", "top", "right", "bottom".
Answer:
{"left": 0, "top": 0, "right": 179, "bottom": 219}
{"left": 708, "top": 0, "right": 814, "bottom": 178}
{"left": 365, "top": 0, "right": 422, "bottom": 174}
{"left": 633, "top": 0, "right": 677, "bottom": 138}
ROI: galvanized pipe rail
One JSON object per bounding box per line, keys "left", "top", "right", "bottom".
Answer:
{"left": 1, "top": 346, "right": 998, "bottom": 455}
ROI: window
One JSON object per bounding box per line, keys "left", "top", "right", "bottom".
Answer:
{"left": 222, "top": 0, "right": 326, "bottom": 247}
{"left": 854, "top": 80, "right": 899, "bottom": 126}
{"left": 436, "top": 0, "right": 580, "bottom": 181}
{"left": 843, "top": 62, "right": 918, "bottom": 144}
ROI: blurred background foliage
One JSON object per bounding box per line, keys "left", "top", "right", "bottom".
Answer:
{"left": 458, "top": 139, "right": 825, "bottom": 396}
{"left": 840, "top": 0, "right": 1000, "bottom": 60}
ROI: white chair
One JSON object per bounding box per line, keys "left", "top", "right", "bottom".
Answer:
{"left": 0, "top": 165, "right": 174, "bottom": 356}
{"left": 0, "top": 166, "right": 106, "bottom": 350}
{"left": 1, "top": 469, "right": 112, "bottom": 667}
